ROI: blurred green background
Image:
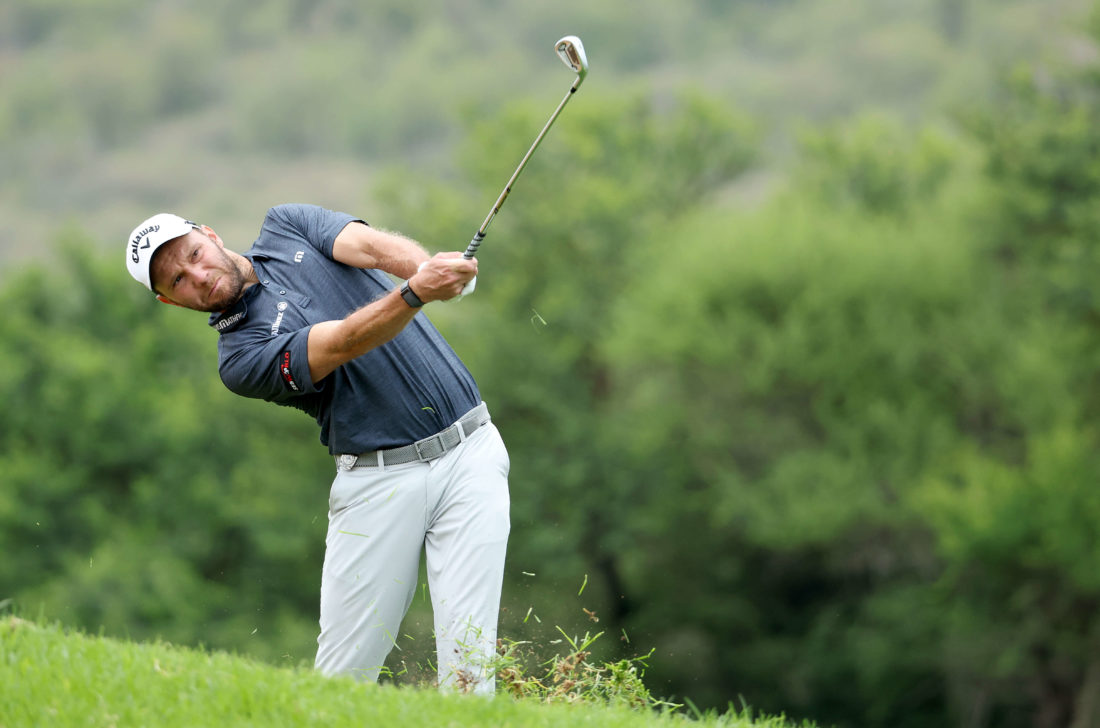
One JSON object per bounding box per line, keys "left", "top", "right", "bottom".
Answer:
{"left": 3, "top": 1, "right": 1100, "bottom": 726}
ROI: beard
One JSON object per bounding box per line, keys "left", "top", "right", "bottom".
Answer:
{"left": 196, "top": 247, "right": 247, "bottom": 313}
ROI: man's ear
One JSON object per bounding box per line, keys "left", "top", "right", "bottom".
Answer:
{"left": 156, "top": 294, "right": 185, "bottom": 308}
{"left": 199, "top": 224, "right": 224, "bottom": 249}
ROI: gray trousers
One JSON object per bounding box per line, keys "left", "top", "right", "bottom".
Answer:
{"left": 314, "top": 420, "right": 510, "bottom": 693}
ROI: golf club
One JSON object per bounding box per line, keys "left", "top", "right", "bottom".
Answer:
{"left": 460, "top": 35, "right": 589, "bottom": 288}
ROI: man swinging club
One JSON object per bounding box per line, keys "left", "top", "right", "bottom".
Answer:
{"left": 124, "top": 204, "right": 510, "bottom": 693}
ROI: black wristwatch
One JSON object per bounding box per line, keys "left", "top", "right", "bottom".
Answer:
{"left": 400, "top": 280, "right": 424, "bottom": 308}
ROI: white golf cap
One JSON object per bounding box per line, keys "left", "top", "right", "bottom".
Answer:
{"left": 125, "top": 213, "right": 198, "bottom": 291}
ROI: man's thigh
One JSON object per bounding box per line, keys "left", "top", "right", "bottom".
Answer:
{"left": 316, "top": 464, "right": 429, "bottom": 680}
{"left": 424, "top": 423, "right": 511, "bottom": 691}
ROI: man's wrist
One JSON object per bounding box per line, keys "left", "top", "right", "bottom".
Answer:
{"left": 400, "top": 279, "right": 425, "bottom": 308}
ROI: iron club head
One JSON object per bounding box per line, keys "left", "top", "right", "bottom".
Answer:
{"left": 555, "top": 35, "right": 588, "bottom": 87}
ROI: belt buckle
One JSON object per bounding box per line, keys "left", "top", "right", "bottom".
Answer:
{"left": 336, "top": 454, "right": 358, "bottom": 471}
{"left": 414, "top": 434, "right": 443, "bottom": 461}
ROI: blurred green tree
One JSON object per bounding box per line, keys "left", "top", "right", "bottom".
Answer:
{"left": 0, "top": 231, "right": 332, "bottom": 663}
{"left": 599, "top": 84, "right": 1100, "bottom": 726}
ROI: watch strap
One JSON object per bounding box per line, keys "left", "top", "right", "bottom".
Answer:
{"left": 400, "top": 280, "right": 424, "bottom": 308}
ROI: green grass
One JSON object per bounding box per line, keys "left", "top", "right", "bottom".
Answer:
{"left": 0, "top": 617, "right": 815, "bottom": 728}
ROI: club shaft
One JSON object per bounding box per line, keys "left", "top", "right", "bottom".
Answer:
{"left": 463, "top": 79, "right": 581, "bottom": 259}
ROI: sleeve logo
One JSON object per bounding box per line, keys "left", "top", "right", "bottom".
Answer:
{"left": 281, "top": 350, "right": 300, "bottom": 392}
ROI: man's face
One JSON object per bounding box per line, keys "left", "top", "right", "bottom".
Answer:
{"left": 150, "top": 228, "right": 245, "bottom": 313}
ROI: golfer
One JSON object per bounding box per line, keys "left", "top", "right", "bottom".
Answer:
{"left": 125, "top": 203, "right": 510, "bottom": 694}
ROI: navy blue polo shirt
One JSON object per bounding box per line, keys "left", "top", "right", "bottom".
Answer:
{"left": 209, "top": 204, "right": 480, "bottom": 454}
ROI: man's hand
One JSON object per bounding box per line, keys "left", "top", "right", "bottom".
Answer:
{"left": 407, "top": 252, "right": 478, "bottom": 303}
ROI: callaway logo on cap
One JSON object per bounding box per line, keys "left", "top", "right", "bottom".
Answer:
{"left": 125, "top": 213, "right": 199, "bottom": 291}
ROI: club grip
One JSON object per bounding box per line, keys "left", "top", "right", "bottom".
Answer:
{"left": 463, "top": 231, "right": 486, "bottom": 259}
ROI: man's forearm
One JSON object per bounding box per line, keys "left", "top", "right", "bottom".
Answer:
{"left": 332, "top": 223, "right": 429, "bottom": 277}
{"left": 307, "top": 289, "right": 418, "bottom": 383}
{"left": 365, "top": 228, "right": 430, "bottom": 278}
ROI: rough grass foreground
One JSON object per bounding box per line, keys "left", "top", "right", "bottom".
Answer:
{"left": 0, "top": 617, "right": 815, "bottom": 728}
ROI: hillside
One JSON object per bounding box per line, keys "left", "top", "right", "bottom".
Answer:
{"left": 0, "top": 617, "right": 813, "bottom": 728}
{"left": 0, "top": 0, "right": 1090, "bottom": 268}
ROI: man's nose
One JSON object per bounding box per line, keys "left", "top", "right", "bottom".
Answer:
{"left": 188, "top": 264, "right": 209, "bottom": 287}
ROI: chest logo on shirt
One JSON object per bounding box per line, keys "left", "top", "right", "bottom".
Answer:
{"left": 271, "top": 301, "right": 288, "bottom": 336}
{"left": 294, "top": 251, "right": 305, "bottom": 263}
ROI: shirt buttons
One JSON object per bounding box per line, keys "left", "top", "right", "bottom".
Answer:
{"left": 280, "top": 290, "right": 286, "bottom": 295}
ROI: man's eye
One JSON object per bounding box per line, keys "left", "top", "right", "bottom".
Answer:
{"left": 173, "top": 274, "right": 183, "bottom": 287}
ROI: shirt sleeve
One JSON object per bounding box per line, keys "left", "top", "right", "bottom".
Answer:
{"left": 261, "top": 204, "right": 362, "bottom": 261}
{"left": 218, "top": 324, "right": 322, "bottom": 404}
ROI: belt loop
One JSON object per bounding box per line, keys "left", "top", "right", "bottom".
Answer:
{"left": 377, "top": 450, "right": 385, "bottom": 470}
{"left": 456, "top": 417, "right": 468, "bottom": 444}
